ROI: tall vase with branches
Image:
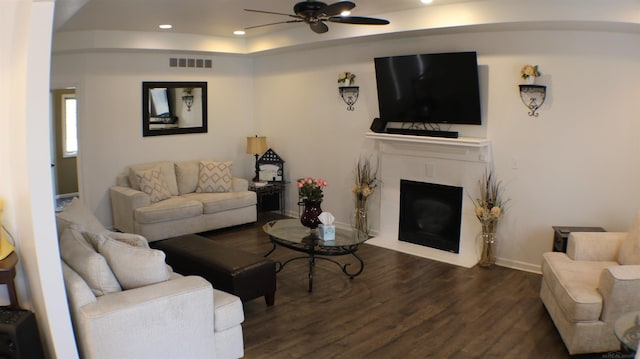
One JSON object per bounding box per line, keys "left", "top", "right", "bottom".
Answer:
{"left": 470, "top": 170, "right": 509, "bottom": 268}
{"left": 352, "top": 156, "right": 378, "bottom": 235}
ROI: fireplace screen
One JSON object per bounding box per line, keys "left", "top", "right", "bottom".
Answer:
{"left": 398, "top": 179, "right": 463, "bottom": 253}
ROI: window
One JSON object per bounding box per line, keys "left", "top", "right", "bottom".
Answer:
{"left": 62, "top": 94, "right": 77, "bottom": 157}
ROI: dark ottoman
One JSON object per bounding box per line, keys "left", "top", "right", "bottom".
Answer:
{"left": 151, "top": 234, "right": 276, "bottom": 306}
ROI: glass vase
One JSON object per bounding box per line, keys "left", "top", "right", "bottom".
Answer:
{"left": 478, "top": 232, "right": 496, "bottom": 268}
{"left": 352, "top": 207, "right": 368, "bottom": 235}
{"left": 300, "top": 200, "right": 323, "bottom": 229}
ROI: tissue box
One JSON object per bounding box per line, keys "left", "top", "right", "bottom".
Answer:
{"left": 318, "top": 224, "right": 335, "bottom": 241}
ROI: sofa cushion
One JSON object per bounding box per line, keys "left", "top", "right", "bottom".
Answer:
{"left": 175, "top": 160, "right": 200, "bottom": 195}
{"left": 134, "top": 167, "right": 172, "bottom": 203}
{"left": 541, "top": 252, "right": 617, "bottom": 322}
{"left": 95, "top": 235, "right": 170, "bottom": 290}
{"left": 196, "top": 161, "right": 232, "bottom": 193}
{"left": 134, "top": 197, "right": 203, "bottom": 224}
{"left": 618, "top": 212, "right": 640, "bottom": 265}
{"left": 129, "top": 161, "right": 179, "bottom": 196}
{"left": 213, "top": 289, "right": 245, "bottom": 332}
{"left": 59, "top": 228, "right": 122, "bottom": 296}
{"left": 183, "top": 191, "right": 256, "bottom": 214}
{"left": 56, "top": 198, "right": 107, "bottom": 237}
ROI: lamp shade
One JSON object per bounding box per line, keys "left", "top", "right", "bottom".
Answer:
{"left": 246, "top": 136, "right": 267, "bottom": 155}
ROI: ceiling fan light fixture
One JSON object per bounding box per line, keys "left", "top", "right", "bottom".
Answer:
{"left": 421, "top": 0, "right": 434, "bottom": 4}
{"left": 159, "top": 24, "right": 173, "bottom": 30}
{"left": 340, "top": 10, "right": 351, "bottom": 16}
{"left": 233, "top": 30, "right": 246, "bottom": 35}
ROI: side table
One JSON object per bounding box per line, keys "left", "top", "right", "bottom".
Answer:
{"left": 552, "top": 226, "right": 606, "bottom": 253}
{"left": 0, "top": 252, "right": 19, "bottom": 309}
{"left": 249, "top": 182, "right": 286, "bottom": 216}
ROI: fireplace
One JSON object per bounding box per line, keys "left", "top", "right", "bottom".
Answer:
{"left": 398, "top": 180, "right": 462, "bottom": 253}
{"left": 365, "top": 131, "right": 491, "bottom": 268}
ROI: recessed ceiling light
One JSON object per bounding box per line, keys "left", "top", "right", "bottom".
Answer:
{"left": 421, "top": 0, "right": 433, "bottom": 4}
{"left": 233, "top": 30, "right": 246, "bottom": 36}
{"left": 159, "top": 24, "right": 172, "bottom": 29}
{"left": 341, "top": 10, "right": 351, "bottom": 16}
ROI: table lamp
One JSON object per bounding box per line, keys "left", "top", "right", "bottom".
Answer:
{"left": 246, "top": 135, "right": 267, "bottom": 182}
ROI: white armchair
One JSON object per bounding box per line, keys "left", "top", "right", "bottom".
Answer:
{"left": 540, "top": 214, "right": 640, "bottom": 355}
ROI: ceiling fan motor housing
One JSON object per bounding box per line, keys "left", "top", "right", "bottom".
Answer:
{"left": 294, "top": 1, "right": 327, "bottom": 19}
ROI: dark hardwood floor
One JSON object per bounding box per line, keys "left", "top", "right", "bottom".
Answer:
{"left": 200, "top": 214, "right": 628, "bottom": 359}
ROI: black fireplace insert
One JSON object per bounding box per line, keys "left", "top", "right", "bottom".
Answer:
{"left": 398, "top": 179, "right": 463, "bottom": 253}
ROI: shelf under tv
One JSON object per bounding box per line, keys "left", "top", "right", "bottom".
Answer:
{"left": 385, "top": 127, "right": 459, "bottom": 139}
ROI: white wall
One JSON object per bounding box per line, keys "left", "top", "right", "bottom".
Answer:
{"left": 51, "top": 52, "right": 255, "bottom": 227}
{"left": 51, "top": 28, "right": 640, "bottom": 274}
{"left": 253, "top": 30, "right": 640, "bottom": 272}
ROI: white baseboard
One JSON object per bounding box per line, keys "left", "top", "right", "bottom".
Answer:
{"left": 496, "top": 257, "right": 541, "bottom": 274}
{"left": 56, "top": 192, "right": 78, "bottom": 200}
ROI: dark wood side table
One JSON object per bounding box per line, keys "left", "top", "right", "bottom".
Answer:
{"left": 249, "top": 182, "right": 286, "bottom": 216}
{"left": 552, "top": 226, "right": 606, "bottom": 253}
{"left": 0, "top": 252, "right": 19, "bottom": 308}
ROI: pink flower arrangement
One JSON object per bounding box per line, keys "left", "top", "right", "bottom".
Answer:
{"left": 297, "top": 177, "right": 327, "bottom": 202}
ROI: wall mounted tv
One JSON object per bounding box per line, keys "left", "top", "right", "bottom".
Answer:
{"left": 374, "top": 51, "right": 482, "bottom": 125}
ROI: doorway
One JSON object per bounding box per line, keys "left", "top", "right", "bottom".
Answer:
{"left": 51, "top": 89, "right": 79, "bottom": 211}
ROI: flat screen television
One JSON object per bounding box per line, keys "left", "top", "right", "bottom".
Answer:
{"left": 374, "top": 51, "right": 481, "bottom": 125}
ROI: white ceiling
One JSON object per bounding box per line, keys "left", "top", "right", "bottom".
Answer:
{"left": 53, "top": 0, "right": 477, "bottom": 39}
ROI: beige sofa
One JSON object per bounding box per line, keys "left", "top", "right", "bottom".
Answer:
{"left": 57, "top": 198, "right": 245, "bottom": 358}
{"left": 540, "top": 213, "right": 640, "bottom": 355}
{"left": 110, "top": 160, "right": 257, "bottom": 241}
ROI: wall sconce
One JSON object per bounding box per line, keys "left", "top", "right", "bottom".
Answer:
{"left": 246, "top": 135, "right": 267, "bottom": 182}
{"left": 519, "top": 85, "right": 546, "bottom": 117}
{"left": 182, "top": 88, "right": 194, "bottom": 111}
{"left": 339, "top": 86, "right": 359, "bottom": 111}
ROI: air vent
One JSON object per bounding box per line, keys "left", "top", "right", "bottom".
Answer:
{"left": 169, "top": 58, "right": 213, "bottom": 69}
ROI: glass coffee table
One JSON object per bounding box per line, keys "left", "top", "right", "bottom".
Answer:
{"left": 262, "top": 219, "right": 369, "bottom": 292}
{"left": 615, "top": 311, "right": 640, "bottom": 353}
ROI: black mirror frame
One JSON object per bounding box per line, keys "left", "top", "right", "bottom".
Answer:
{"left": 142, "top": 81, "right": 208, "bottom": 137}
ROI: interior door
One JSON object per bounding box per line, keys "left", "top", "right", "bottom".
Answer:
{"left": 51, "top": 89, "right": 79, "bottom": 204}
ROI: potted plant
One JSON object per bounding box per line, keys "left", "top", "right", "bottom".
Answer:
{"left": 352, "top": 156, "right": 378, "bottom": 234}
{"left": 297, "top": 177, "right": 327, "bottom": 229}
{"left": 470, "top": 170, "right": 509, "bottom": 268}
{"left": 520, "top": 64, "right": 541, "bottom": 84}
{"left": 338, "top": 72, "right": 356, "bottom": 86}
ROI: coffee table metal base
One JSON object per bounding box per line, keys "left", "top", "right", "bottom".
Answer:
{"left": 265, "top": 242, "right": 364, "bottom": 292}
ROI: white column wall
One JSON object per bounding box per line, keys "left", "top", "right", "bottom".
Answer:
{"left": 2, "top": 0, "right": 78, "bottom": 357}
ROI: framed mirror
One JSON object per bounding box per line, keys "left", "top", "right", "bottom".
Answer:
{"left": 142, "top": 81, "right": 208, "bottom": 137}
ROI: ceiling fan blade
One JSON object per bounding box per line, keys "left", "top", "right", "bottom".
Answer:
{"left": 245, "top": 20, "right": 304, "bottom": 30}
{"left": 328, "top": 16, "right": 390, "bottom": 25}
{"left": 320, "top": 1, "right": 356, "bottom": 17}
{"left": 310, "top": 21, "right": 329, "bottom": 34}
{"left": 244, "top": 8, "right": 301, "bottom": 19}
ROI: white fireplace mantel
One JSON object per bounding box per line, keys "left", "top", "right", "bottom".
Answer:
{"left": 365, "top": 131, "right": 491, "bottom": 163}
{"left": 365, "top": 131, "right": 493, "bottom": 268}
{"left": 365, "top": 131, "right": 491, "bottom": 148}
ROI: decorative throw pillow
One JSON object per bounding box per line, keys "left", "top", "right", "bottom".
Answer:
{"left": 96, "top": 236, "right": 170, "bottom": 290}
{"left": 196, "top": 160, "right": 233, "bottom": 193}
{"left": 107, "top": 232, "right": 150, "bottom": 248}
{"left": 618, "top": 212, "right": 640, "bottom": 265}
{"left": 59, "top": 228, "right": 122, "bottom": 296}
{"left": 82, "top": 231, "right": 150, "bottom": 251}
{"left": 55, "top": 197, "right": 107, "bottom": 237}
{"left": 135, "top": 167, "right": 172, "bottom": 203}
{"left": 128, "top": 161, "right": 179, "bottom": 196}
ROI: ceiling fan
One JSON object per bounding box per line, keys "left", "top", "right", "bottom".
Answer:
{"left": 244, "top": 1, "right": 390, "bottom": 34}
